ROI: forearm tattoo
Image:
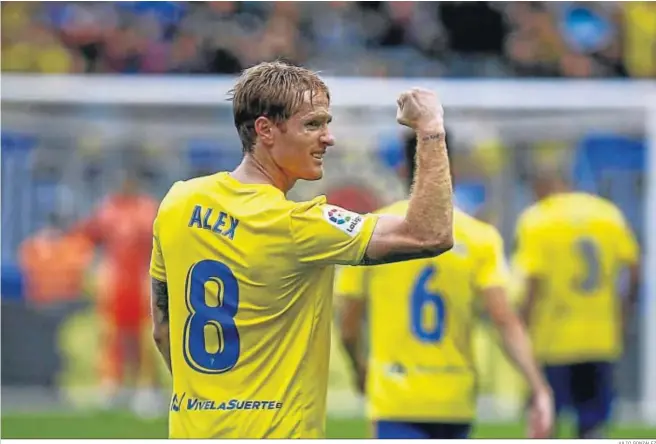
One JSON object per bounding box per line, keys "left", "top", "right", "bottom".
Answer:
{"left": 152, "top": 278, "right": 169, "bottom": 323}
{"left": 420, "top": 132, "right": 445, "bottom": 142}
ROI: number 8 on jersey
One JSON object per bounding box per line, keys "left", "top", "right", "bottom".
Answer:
{"left": 183, "top": 260, "right": 240, "bottom": 373}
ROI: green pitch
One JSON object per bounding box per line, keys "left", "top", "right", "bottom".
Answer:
{"left": 1, "top": 412, "right": 655, "bottom": 439}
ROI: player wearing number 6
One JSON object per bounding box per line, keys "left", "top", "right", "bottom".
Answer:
{"left": 336, "top": 131, "right": 553, "bottom": 439}
{"left": 514, "top": 167, "right": 641, "bottom": 438}
{"left": 149, "top": 61, "right": 454, "bottom": 438}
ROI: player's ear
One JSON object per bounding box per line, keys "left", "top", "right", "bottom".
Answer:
{"left": 254, "top": 116, "right": 275, "bottom": 146}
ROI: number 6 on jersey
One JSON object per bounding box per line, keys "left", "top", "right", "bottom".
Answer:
{"left": 411, "top": 265, "right": 446, "bottom": 343}
{"left": 183, "top": 260, "right": 240, "bottom": 373}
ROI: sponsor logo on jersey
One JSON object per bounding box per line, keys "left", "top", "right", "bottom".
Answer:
{"left": 171, "top": 392, "right": 186, "bottom": 412}
{"left": 170, "top": 393, "right": 283, "bottom": 412}
{"left": 323, "top": 205, "right": 364, "bottom": 236}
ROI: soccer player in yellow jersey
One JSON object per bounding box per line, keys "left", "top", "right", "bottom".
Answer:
{"left": 336, "top": 132, "right": 553, "bottom": 439}
{"left": 514, "top": 167, "right": 641, "bottom": 439}
{"left": 149, "top": 61, "right": 456, "bottom": 438}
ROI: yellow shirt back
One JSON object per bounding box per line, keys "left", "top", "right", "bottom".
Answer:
{"left": 513, "top": 192, "right": 639, "bottom": 364}
{"left": 335, "top": 202, "right": 509, "bottom": 422}
{"left": 150, "top": 172, "right": 377, "bottom": 438}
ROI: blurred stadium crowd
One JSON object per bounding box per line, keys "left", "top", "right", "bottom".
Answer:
{"left": 2, "top": 1, "right": 655, "bottom": 77}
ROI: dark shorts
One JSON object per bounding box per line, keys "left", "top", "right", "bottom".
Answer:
{"left": 374, "top": 421, "right": 472, "bottom": 439}
{"left": 544, "top": 361, "right": 614, "bottom": 434}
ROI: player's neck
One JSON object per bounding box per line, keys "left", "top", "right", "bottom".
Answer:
{"left": 231, "top": 154, "right": 296, "bottom": 194}
{"left": 539, "top": 186, "right": 570, "bottom": 200}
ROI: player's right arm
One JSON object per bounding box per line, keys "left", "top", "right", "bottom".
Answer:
{"left": 150, "top": 214, "right": 171, "bottom": 373}
{"left": 151, "top": 276, "right": 171, "bottom": 373}
{"left": 477, "top": 227, "right": 553, "bottom": 438}
{"left": 335, "top": 266, "right": 368, "bottom": 394}
{"left": 291, "top": 89, "right": 452, "bottom": 267}
{"left": 362, "top": 88, "right": 454, "bottom": 265}
{"left": 614, "top": 209, "right": 641, "bottom": 339}
{"left": 623, "top": 261, "right": 641, "bottom": 339}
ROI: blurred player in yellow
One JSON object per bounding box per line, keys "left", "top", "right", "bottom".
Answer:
{"left": 336, "top": 131, "right": 553, "bottom": 439}
{"left": 514, "top": 167, "right": 641, "bottom": 438}
{"left": 149, "top": 61, "right": 456, "bottom": 438}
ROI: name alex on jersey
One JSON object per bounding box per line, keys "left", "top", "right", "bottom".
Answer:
{"left": 171, "top": 393, "right": 283, "bottom": 412}
{"left": 188, "top": 205, "right": 240, "bottom": 240}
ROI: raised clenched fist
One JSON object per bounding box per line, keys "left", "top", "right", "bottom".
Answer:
{"left": 396, "top": 88, "right": 444, "bottom": 132}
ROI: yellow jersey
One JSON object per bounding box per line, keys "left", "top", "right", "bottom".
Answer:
{"left": 513, "top": 192, "right": 639, "bottom": 365}
{"left": 150, "top": 172, "right": 377, "bottom": 438}
{"left": 335, "top": 202, "right": 509, "bottom": 422}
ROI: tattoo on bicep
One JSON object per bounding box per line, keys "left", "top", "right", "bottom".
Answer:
{"left": 152, "top": 278, "right": 169, "bottom": 323}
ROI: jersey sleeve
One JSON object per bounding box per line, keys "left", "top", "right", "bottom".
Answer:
{"left": 150, "top": 214, "right": 166, "bottom": 282}
{"left": 290, "top": 198, "right": 378, "bottom": 266}
{"left": 149, "top": 181, "right": 184, "bottom": 282}
{"left": 474, "top": 227, "right": 510, "bottom": 290}
{"left": 334, "top": 265, "right": 367, "bottom": 300}
{"left": 512, "top": 213, "right": 546, "bottom": 277}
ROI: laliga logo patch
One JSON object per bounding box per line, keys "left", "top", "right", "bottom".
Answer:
{"left": 327, "top": 208, "right": 350, "bottom": 225}
{"left": 323, "top": 206, "right": 363, "bottom": 236}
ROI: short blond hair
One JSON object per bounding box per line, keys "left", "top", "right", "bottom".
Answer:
{"left": 228, "top": 61, "right": 330, "bottom": 153}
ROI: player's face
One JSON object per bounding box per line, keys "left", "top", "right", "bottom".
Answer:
{"left": 272, "top": 91, "right": 334, "bottom": 181}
